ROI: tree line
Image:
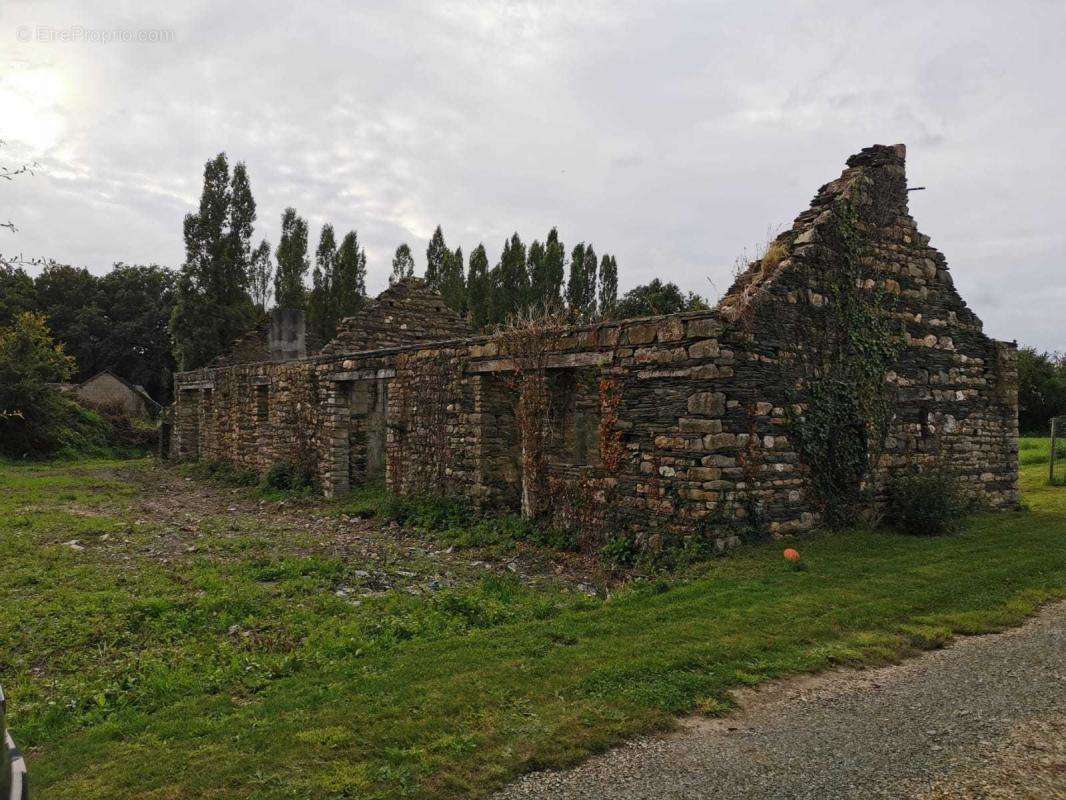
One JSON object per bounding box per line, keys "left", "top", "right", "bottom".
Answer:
{"left": 167, "top": 151, "right": 706, "bottom": 370}
{"left": 1, "top": 151, "right": 711, "bottom": 401}
{"left": 413, "top": 225, "right": 620, "bottom": 329}
{"left": 7, "top": 146, "right": 1065, "bottom": 458}
{"left": 1018, "top": 348, "right": 1066, "bottom": 434}
{"left": 0, "top": 261, "right": 176, "bottom": 401}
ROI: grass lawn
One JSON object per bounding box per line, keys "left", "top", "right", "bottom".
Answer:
{"left": 1, "top": 444, "right": 1064, "bottom": 799}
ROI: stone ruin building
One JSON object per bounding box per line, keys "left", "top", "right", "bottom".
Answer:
{"left": 170, "top": 145, "right": 1019, "bottom": 548}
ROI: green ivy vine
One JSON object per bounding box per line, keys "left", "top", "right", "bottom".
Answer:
{"left": 790, "top": 199, "right": 903, "bottom": 527}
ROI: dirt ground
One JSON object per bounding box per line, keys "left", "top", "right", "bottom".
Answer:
{"left": 85, "top": 463, "right": 623, "bottom": 600}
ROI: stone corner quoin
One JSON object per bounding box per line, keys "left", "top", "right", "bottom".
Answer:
{"left": 169, "top": 144, "right": 1020, "bottom": 548}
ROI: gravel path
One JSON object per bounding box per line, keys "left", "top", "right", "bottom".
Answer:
{"left": 495, "top": 601, "right": 1066, "bottom": 800}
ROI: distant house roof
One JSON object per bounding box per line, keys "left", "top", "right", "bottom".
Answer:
{"left": 77, "top": 370, "right": 162, "bottom": 411}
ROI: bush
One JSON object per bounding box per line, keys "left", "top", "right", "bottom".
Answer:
{"left": 261, "top": 461, "right": 317, "bottom": 493}
{"left": 0, "top": 312, "right": 87, "bottom": 458}
{"left": 189, "top": 459, "right": 259, "bottom": 487}
{"left": 440, "top": 516, "right": 532, "bottom": 550}
{"left": 600, "top": 533, "right": 638, "bottom": 566}
{"left": 885, "top": 467, "right": 969, "bottom": 536}
{"left": 81, "top": 401, "right": 158, "bottom": 453}
{"left": 379, "top": 493, "right": 472, "bottom": 531}
{"left": 52, "top": 404, "right": 115, "bottom": 459}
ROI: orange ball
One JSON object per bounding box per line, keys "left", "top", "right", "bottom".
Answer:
{"left": 783, "top": 548, "right": 801, "bottom": 563}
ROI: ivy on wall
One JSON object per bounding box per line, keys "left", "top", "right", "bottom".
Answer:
{"left": 788, "top": 199, "right": 903, "bottom": 527}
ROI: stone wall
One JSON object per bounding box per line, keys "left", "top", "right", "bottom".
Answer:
{"left": 171, "top": 144, "right": 1019, "bottom": 549}
{"left": 319, "top": 277, "right": 472, "bottom": 355}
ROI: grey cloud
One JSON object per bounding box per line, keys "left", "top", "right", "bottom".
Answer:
{"left": 0, "top": 0, "right": 1062, "bottom": 350}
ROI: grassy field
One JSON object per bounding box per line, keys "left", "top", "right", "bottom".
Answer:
{"left": 1019, "top": 434, "right": 1066, "bottom": 466}
{"left": 1, "top": 443, "right": 1064, "bottom": 799}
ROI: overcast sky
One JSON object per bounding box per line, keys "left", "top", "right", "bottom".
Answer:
{"left": 2, "top": 1, "right": 1062, "bottom": 351}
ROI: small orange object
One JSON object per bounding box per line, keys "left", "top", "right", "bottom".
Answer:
{"left": 783, "top": 548, "right": 801, "bottom": 563}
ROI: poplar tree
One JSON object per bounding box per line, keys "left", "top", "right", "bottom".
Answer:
{"left": 274, "top": 207, "right": 309, "bottom": 309}
{"left": 583, "top": 244, "right": 598, "bottom": 317}
{"left": 308, "top": 223, "right": 337, "bottom": 340}
{"left": 170, "top": 153, "right": 258, "bottom": 369}
{"left": 333, "top": 230, "right": 367, "bottom": 322}
{"left": 466, "top": 243, "right": 490, "bottom": 329}
{"left": 598, "top": 254, "right": 618, "bottom": 316}
{"left": 425, "top": 225, "right": 448, "bottom": 291}
{"left": 439, "top": 245, "right": 466, "bottom": 314}
{"left": 542, "top": 227, "right": 565, "bottom": 310}
{"left": 526, "top": 238, "right": 546, "bottom": 309}
{"left": 249, "top": 239, "right": 273, "bottom": 312}
{"left": 391, "top": 243, "right": 415, "bottom": 284}
{"left": 228, "top": 162, "right": 256, "bottom": 282}
{"left": 566, "top": 242, "right": 586, "bottom": 313}
{"left": 497, "top": 233, "right": 528, "bottom": 320}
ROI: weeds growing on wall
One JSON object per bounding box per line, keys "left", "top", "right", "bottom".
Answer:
{"left": 493, "top": 311, "right": 569, "bottom": 519}
{"left": 786, "top": 200, "right": 903, "bottom": 527}
{"left": 541, "top": 370, "right": 634, "bottom": 559}
{"left": 597, "top": 376, "right": 625, "bottom": 473}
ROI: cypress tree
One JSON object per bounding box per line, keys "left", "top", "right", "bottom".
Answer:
{"left": 274, "top": 207, "right": 309, "bottom": 309}
{"left": 466, "top": 243, "right": 490, "bottom": 329}
{"left": 391, "top": 243, "right": 415, "bottom": 284}
{"left": 598, "top": 254, "right": 618, "bottom": 316}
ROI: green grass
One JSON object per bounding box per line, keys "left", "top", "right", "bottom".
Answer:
{"left": 1019, "top": 435, "right": 1066, "bottom": 466}
{"left": 2, "top": 446, "right": 1064, "bottom": 799}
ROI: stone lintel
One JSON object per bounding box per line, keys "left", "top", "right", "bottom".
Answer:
{"left": 326, "top": 368, "right": 397, "bottom": 381}
{"left": 467, "top": 351, "right": 611, "bottom": 374}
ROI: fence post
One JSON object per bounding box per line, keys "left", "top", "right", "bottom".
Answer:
{"left": 1051, "top": 417, "right": 1058, "bottom": 485}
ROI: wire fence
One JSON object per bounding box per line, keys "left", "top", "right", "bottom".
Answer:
{"left": 1051, "top": 416, "right": 1066, "bottom": 486}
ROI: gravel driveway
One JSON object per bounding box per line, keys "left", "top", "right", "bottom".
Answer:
{"left": 495, "top": 601, "right": 1066, "bottom": 800}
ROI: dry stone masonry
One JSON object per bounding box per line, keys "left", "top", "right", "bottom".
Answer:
{"left": 171, "top": 146, "right": 1019, "bottom": 549}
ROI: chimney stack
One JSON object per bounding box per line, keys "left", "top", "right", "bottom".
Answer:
{"left": 269, "top": 308, "right": 307, "bottom": 361}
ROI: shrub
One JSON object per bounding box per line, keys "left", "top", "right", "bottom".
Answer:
{"left": 885, "top": 467, "right": 969, "bottom": 536}
{"left": 379, "top": 493, "right": 473, "bottom": 532}
{"left": 81, "top": 400, "right": 158, "bottom": 452}
{"left": 0, "top": 312, "right": 87, "bottom": 458}
{"left": 193, "top": 459, "right": 259, "bottom": 487}
{"left": 600, "top": 533, "right": 638, "bottom": 566}
{"left": 261, "top": 461, "right": 316, "bottom": 493}
{"left": 51, "top": 404, "right": 114, "bottom": 459}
